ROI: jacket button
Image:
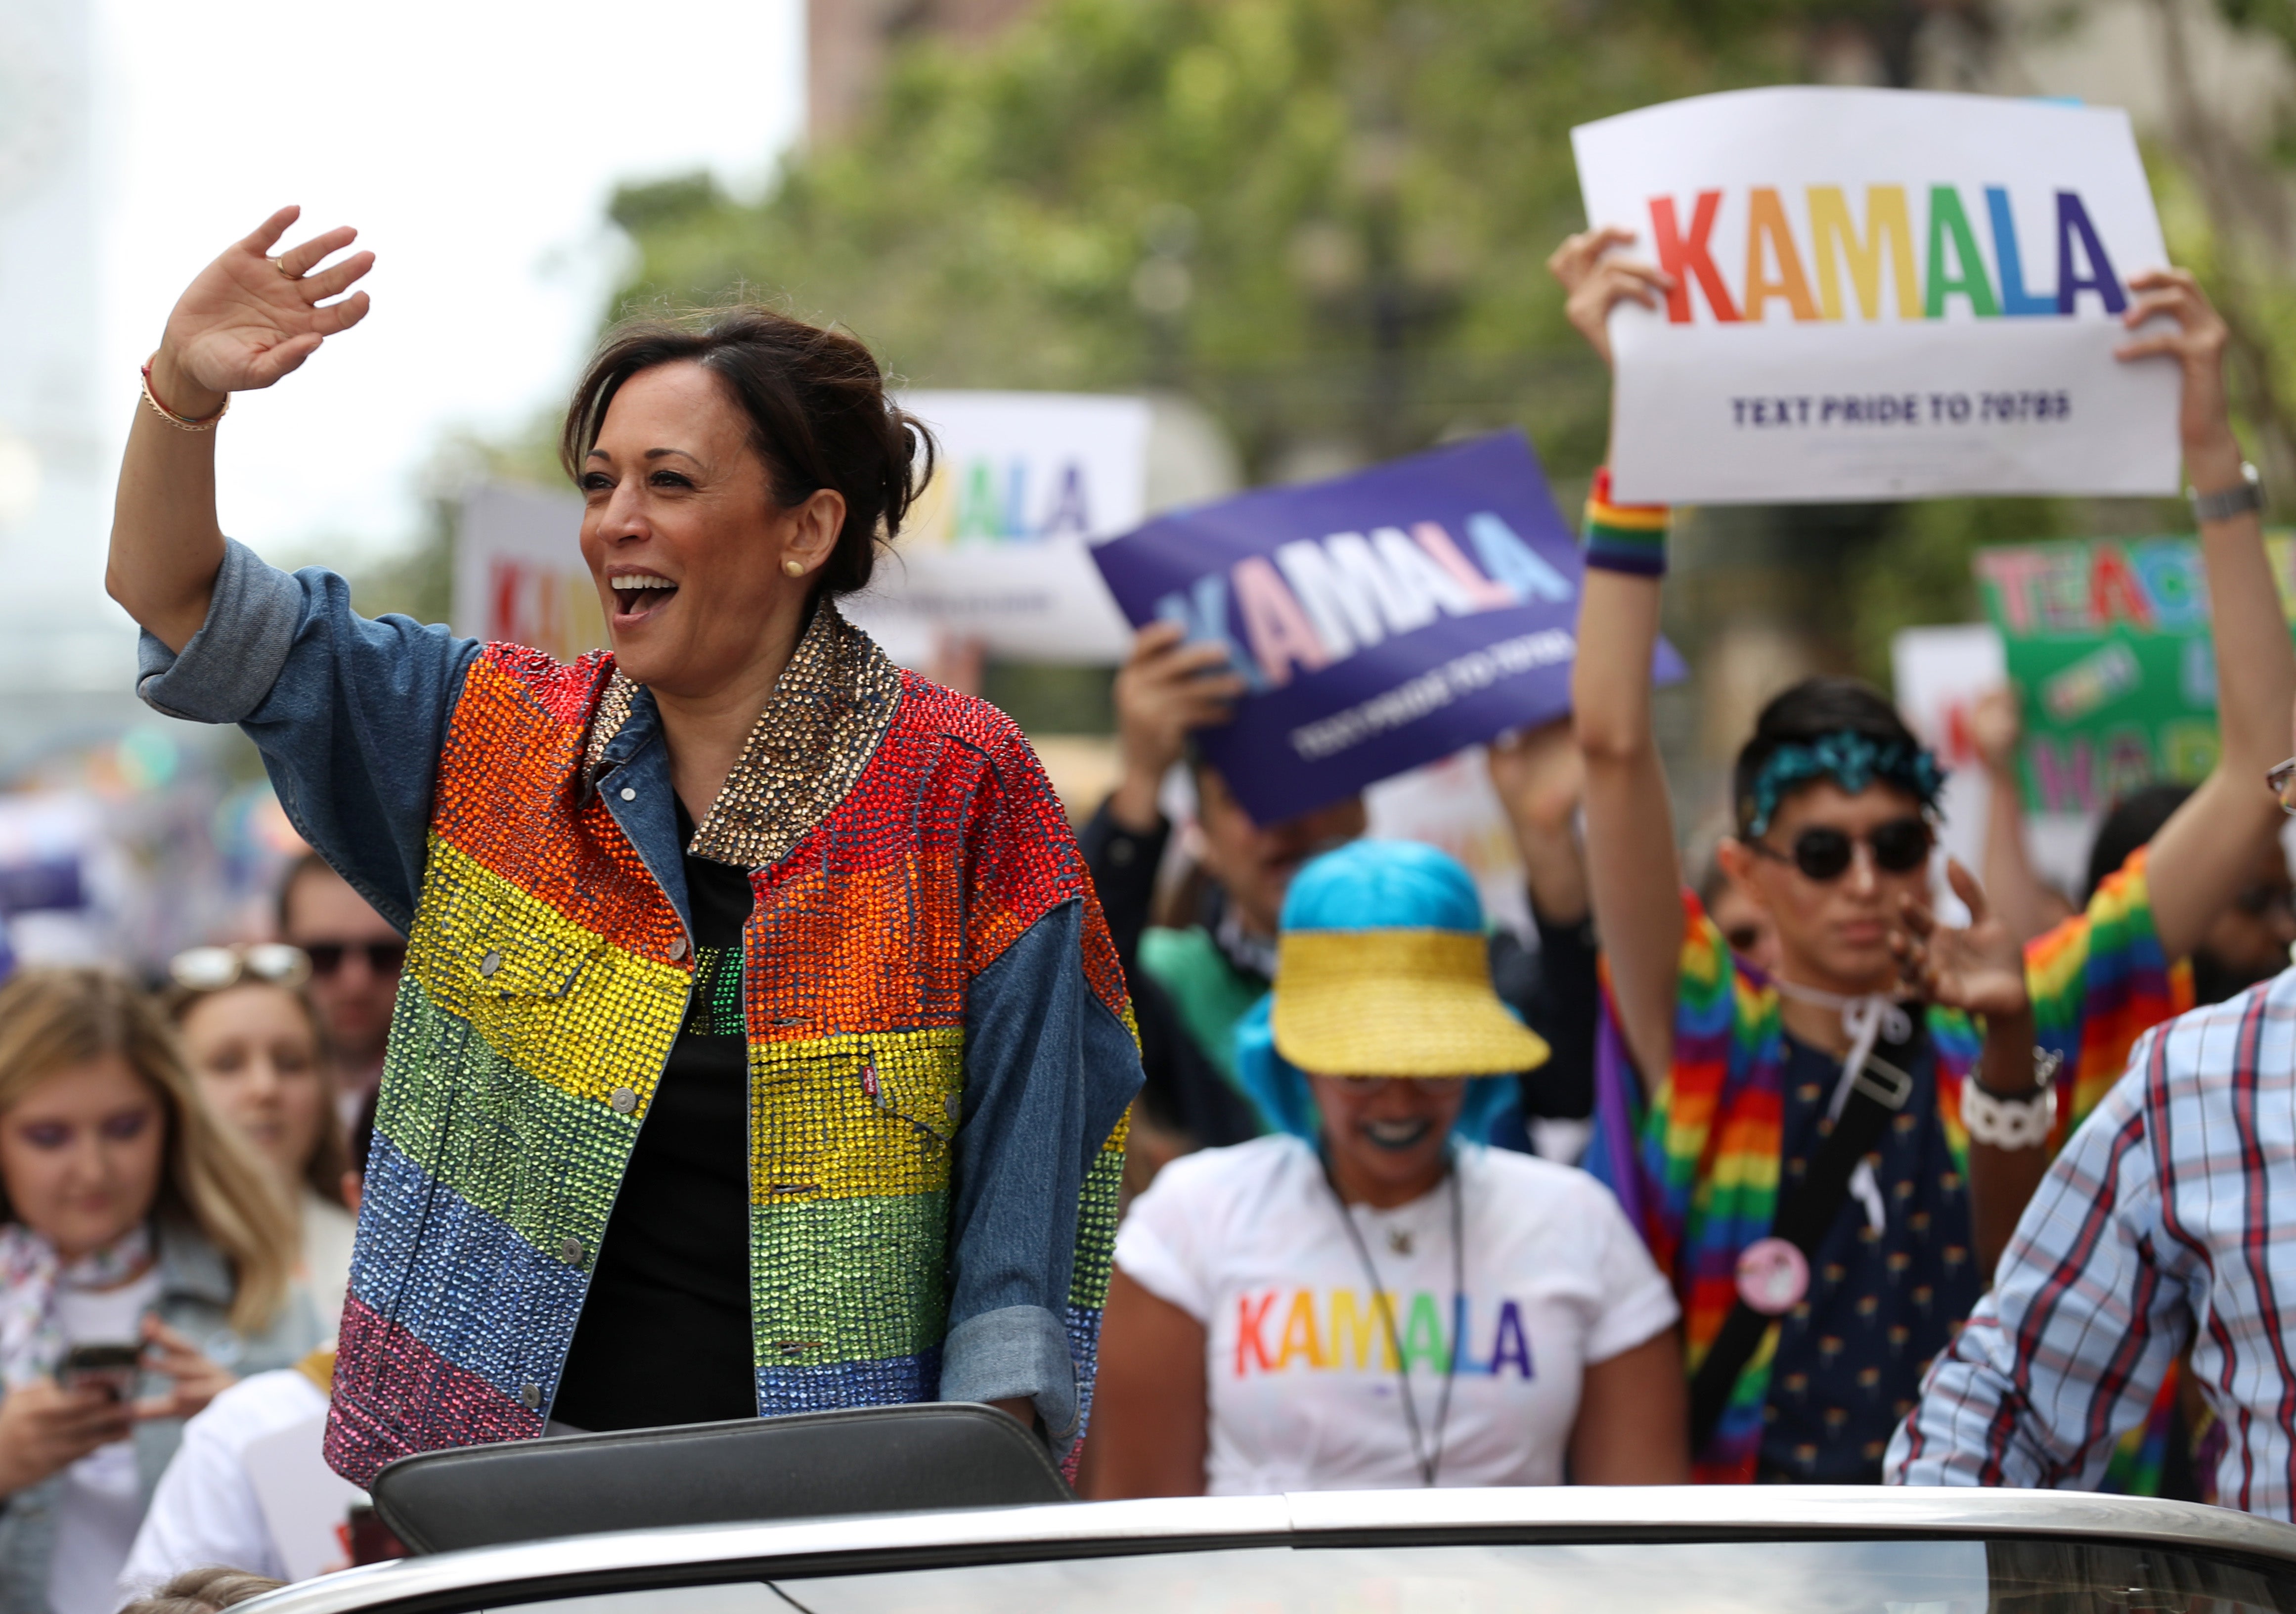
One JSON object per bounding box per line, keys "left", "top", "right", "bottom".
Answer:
{"left": 479, "top": 950, "right": 501, "bottom": 978}
{"left": 561, "top": 1236, "right": 585, "bottom": 1265}
{"left": 520, "top": 1382, "right": 542, "bottom": 1410}
{"left": 619, "top": 786, "right": 636, "bottom": 802}
{"left": 609, "top": 1086, "right": 637, "bottom": 1115}
{"left": 667, "top": 936, "right": 688, "bottom": 961}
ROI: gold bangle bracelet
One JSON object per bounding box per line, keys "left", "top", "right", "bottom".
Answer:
{"left": 139, "top": 361, "right": 229, "bottom": 432}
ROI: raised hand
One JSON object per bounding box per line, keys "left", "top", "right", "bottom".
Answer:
{"left": 152, "top": 206, "right": 375, "bottom": 418}
{"left": 2115, "top": 268, "right": 2238, "bottom": 475}
{"left": 1489, "top": 717, "right": 1590, "bottom": 925}
{"left": 1968, "top": 686, "right": 2022, "bottom": 777}
{"left": 1487, "top": 717, "right": 1585, "bottom": 839}
{"left": 1892, "top": 859, "right": 2031, "bottom": 1022}
{"left": 1546, "top": 225, "right": 1674, "bottom": 369}
{"left": 1107, "top": 621, "right": 1249, "bottom": 831}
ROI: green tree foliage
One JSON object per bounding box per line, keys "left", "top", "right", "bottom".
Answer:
{"left": 606, "top": 0, "right": 1799, "bottom": 484}
{"left": 594, "top": 0, "right": 2294, "bottom": 709}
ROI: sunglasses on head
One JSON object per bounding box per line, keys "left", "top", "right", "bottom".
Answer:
{"left": 1748, "top": 816, "right": 1933, "bottom": 883}
{"left": 300, "top": 940, "right": 408, "bottom": 979}
{"left": 168, "top": 943, "right": 311, "bottom": 993}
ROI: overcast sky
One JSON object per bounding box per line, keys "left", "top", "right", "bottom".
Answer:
{"left": 94, "top": 0, "right": 803, "bottom": 564}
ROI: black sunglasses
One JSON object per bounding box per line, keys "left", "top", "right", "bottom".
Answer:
{"left": 302, "top": 940, "right": 408, "bottom": 978}
{"left": 1749, "top": 816, "right": 1933, "bottom": 883}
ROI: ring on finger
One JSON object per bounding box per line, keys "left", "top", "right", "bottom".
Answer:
{"left": 272, "top": 258, "right": 302, "bottom": 281}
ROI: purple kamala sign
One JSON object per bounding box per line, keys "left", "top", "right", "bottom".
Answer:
{"left": 1090, "top": 431, "right": 1685, "bottom": 823}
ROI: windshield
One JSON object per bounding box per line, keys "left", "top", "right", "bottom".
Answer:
{"left": 479, "top": 1537, "right": 2296, "bottom": 1614}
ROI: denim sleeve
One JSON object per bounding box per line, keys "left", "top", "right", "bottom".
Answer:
{"left": 135, "top": 540, "right": 481, "bottom": 933}
{"left": 940, "top": 897, "right": 1142, "bottom": 1452}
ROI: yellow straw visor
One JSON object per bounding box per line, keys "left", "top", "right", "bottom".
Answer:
{"left": 1271, "top": 928, "right": 1550, "bottom": 1079}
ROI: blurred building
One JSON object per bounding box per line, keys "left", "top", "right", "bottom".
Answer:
{"left": 807, "top": 0, "right": 1043, "bottom": 142}
{"left": 0, "top": 0, "right": 141, "bottom": 779}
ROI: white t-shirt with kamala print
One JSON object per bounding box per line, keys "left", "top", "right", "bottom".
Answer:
{"left": 1114, "top": 1136, "right": 1678, "bottom": 1494}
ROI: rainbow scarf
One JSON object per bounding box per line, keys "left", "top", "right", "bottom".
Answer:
{"left": 1593, "top": 847, "right": 2177, "bottom": 1482}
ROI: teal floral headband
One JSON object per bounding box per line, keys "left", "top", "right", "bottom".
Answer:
{"left": 1740, "top": 730, "right": 1944, "bottom": 837}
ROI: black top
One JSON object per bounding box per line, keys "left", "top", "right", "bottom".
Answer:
{"left": 1757, "top": 1033, "right": 1979, "bottom": 1484}
{"left": 552, "top": 804, "right": 757, "bottom": 1432}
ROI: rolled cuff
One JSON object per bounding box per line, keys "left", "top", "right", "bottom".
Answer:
{"left": 939, "top": 1303, "right": 1079, "bottom": 1452}
{"left": 136, "top": 539, "right": 303, "bottom": 723}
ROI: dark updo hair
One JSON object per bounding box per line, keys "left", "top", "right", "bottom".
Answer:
{"left": 1733, "top": 675, "right": 1924, "bottom": 834}
{"left": 559, "top": 307, "right": 936, "bottom": 596}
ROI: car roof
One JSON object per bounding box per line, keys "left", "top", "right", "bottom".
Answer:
{"left": 248, "top": 1486, "right": 2296, "bottom": 1614}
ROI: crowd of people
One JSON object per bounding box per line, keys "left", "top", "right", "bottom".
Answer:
{"left": 0, "top": 196, "right": 2284, "bottom": 1614}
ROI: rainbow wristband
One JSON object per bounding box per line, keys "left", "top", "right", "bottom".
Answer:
{"left": 1582, "top": 466, "right": 1671, "bottom": 577}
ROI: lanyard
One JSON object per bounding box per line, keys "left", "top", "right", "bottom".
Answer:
{"left": 1320, "top": 1151, "right": 1465, "bottom": 1488}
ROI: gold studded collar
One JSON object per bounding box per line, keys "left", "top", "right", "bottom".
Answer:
{"left": 582, "top": 600, "right": 904, "bottom": 869}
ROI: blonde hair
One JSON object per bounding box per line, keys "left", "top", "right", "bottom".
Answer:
{"left": 0, "top": 968, "right": 295, "bottom": 1335}
{"left": 118, "top": 1567, "right": 284, "bottom": 1614}
{"left": 165, "top": 978, "right": 353, "bottom": 1208}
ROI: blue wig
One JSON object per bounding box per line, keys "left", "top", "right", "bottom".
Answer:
{"left": 1231, "top": 839, "right": 1527, "bottom": 1147}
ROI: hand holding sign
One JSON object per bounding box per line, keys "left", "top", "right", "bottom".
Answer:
{"left": 1109, "top": 621, "right": 1249, "bottom": 830}
{"left": 1570, "top": 88, "right": 2181, "bottom": 503}
{"left": 1549, "top": 226, "right": 1674, "bottom": 371}
{"left": 1090, "top": 433, "right": 1683, "bottom": 824}
{"left": 2116, "top": 268, "right": 2243, "bottom": 487}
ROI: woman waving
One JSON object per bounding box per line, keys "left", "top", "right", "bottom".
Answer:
{"left": 108, "top": 209, "right": 1142, "bottom": 1483}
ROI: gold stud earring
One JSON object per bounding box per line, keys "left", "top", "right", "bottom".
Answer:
{"left": 783, "top": 559, "right": 805, "bottom": 577}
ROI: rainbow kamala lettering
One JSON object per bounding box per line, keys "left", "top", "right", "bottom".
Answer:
{"left": 1645, "top": 185, "right": 2125, "bottom": 324}
{"left": 1154, "top": 514, "right": 1573, "bottom": 694}
{"left": 1232, "top": 1287, "right": 1537, "bottom": 1379}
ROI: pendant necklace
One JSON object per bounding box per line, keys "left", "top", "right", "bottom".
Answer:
{"left": 1320, "top": 1148, "right": 1465, "bottom": 1487}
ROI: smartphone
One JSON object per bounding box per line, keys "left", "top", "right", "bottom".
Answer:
{"left": 59, "top": 1342, "right": 141, "bottom": 1402}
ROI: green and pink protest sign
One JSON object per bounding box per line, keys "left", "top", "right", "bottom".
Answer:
{"left": 1974, "top": 534, "right": 2296, "bottom": 812}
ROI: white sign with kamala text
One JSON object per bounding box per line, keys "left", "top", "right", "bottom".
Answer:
{"left": 841, "top": 391, "right": 1149, "bottom": 663}
{"left": 1572, "top": 88, "right": 2178, "bottom": 504}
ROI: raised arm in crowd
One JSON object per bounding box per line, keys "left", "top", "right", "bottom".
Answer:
{"left": 1550, "top": 223, "right": 2291, "bottom": 1485}
{"left": 1079, "top": 622, "right": 1603, "bottom": 1174}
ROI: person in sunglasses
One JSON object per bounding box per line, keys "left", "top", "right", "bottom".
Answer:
{"left": 1549, "top": 226, "right": 2296, "bottom": 1486}
{"left": 274, "top": 858, "right": 404, "bottom": 1131}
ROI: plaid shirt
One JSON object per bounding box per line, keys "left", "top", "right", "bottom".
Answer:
{"left": 1886, "top": 968, "right": 2296, "bottom": 1515}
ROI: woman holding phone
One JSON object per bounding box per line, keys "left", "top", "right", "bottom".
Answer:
{"left": 0, "top": 970, "right": 319, "bottom": 1614}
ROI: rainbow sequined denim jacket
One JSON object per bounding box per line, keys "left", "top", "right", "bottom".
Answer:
{"left": 137, "top": 541, "right": 1142, "bottom": 1486}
